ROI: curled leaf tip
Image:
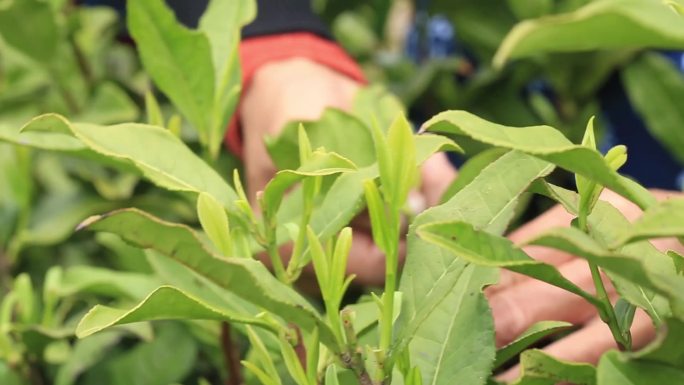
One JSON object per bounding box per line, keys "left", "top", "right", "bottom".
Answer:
{"left": 75, "top": 214, "right": 104, "bottom": 232}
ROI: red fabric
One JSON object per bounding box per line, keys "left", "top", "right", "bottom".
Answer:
{"left": 225, "top": 32, "right": 367, "bottom": 158}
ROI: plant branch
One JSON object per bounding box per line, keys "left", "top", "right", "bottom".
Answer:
{"left": 221, "top": 322, "right": 243, "bottom": 385}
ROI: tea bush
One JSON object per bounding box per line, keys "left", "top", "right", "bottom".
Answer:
{"left": 1, "top": 1, "right": 684, "bottom": 384}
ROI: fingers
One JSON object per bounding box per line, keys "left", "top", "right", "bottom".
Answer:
{"left": 240, "top": 58, "right": 361, "bottom": 200}
{"left": 497, "top": 309, "right": 655, "bottom": 382}
{"left": 489, "top": 258, "right": 616, "bottom": 347}
{"left": 419, "top": 152, "right": 457, "bottom": 207}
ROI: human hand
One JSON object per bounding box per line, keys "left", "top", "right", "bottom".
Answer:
{"left": 491, "top": 189, "right": 682, "bottom": 382}
{"left": 239, "top": 57, "right": 456, "bottom": 286}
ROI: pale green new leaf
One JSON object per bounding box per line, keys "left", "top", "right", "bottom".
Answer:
{"left": 495, "top": 321, "right": 573, "bottom": 369}
{"left": 423, "top": 111, "right": 655, "bottom": 209}
{"left": 512, "top": 349, "right": 596, "bottom": 385}
{"left": 127, "top": 0, "right": 214, "bottom": 143}
{"left": 79, "top": 208, "right": 337, "bottom": 349}
{"left": 197, "top": 192, "right": 232, "bottom": 256}
{"left": 494, "top": 0, "right": 684, "bottom": 67}
{"left": 145, "top": 91, "right": 164, "bottom": 127}
{"left": 263, "top": 150, "right": 356, "bottom": 218}
{"left": 76, "top": 286, "right": 272, "bottom": 338}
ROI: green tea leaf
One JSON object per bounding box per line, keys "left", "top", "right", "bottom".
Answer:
{"left": 58, "top": 266, "right": 160, "bottom": 300}
{"left": 512, "top": 349, "right": 596, "bottom": 385}
{"left": 79, "top": 208, "right": 337, "bottom": 349}
{"left": 76, "top": 286, "right": 272, "bottom": 338}
{"left": 55, "top": 331, "right": 123, "bottom": 385}
{"left": 632, "top": 318, "right": 684, "bottom": 368}
{"left": 127, "top": 0, "right": 214, "bottom": 144}
{"left": 263, "top": 150, "right": 356, "bottom": 218}
{"left": 199, "top": 0, "right": 255, "bottom": 158}
{"left": 527, "top": 225, "right": 684, "bottom": 320}
{"left": 197, "top": 192, "right": 232, "bottom": 256}
{"left": 623, "top": 52, "right": 684, "bottom": 164}
{"left": 21, "top": 114, "right": 238, "bottom": 209}
{"left": 80, "top": 322, "right": 197, "bottom": 385}
{"left": 669, "top": 251, "right": 684, "bottom": 276}
{"left": 144, "top": 91, "right": 164, "bottom": 127}
{"left": 597, "top": 350, "right": 684, "bottom": 384}
{"left": 616, "top": 198, "right": 684, "bottom": 246}
{"left": 267, "top": 109, "right": 375, "bottom": 170}
{"left": 395, "top": 151, "right": 553, "bottom": 385}
{"left": 495, "top": 321, "right": 573, "bottom": 369}
{"left": 77, "top": 83, "right": 139, "bottom": 125}
{"left": 423, "top": 110, "right": 656, "bottom": 209}
{"left": 417, "top": 221, "right": 602, "bottom": 308}
{"left": 0, "top": 0, "right": 59, "bottom": 62}
{"left": 494, "top": 0, "right": 684, "bottom": 67}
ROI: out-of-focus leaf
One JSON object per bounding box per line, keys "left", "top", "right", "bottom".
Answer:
{"left": 20, "top": 192, "right": 119, "bottom": 246}
{"left": 55, "top": 331, "right": 123, "bottom": 385}
{"left": 495, "top": 321, "right": 573, "bottom": 369}
{"left": 632, "top": 318, "right": 684, "bottom": 368}
{"left": 597, "top": 350, "right": 684, "bottom": 384}
{"left": 423, "top": 111, "right": 655, "bottom": 209}
{"left": 199, "top": 0, "right": 255, "bottom": 158}
{"left": 79, "top": 209, "right": 337, "bottom": 349}
{"left": 0, "top": 0, "right": 59, "bottom": 62}
{"left": 58, "top": 266, "right": 160, "bottom": 300}
{"left": 623, "top": 53, "right": 684, "bottom": 165}
{"left": 511, "top": 349, "right": 596, "bottom": 385}
{"left": 77, "top": 83, "right": 139, "bottom": 125}
{"left": 352, "top": 85, "right": 404, "bottom": 131}
{"left": 495, "top": 0, "right": 684, "bottom": 67}
{"left": 127, "top": 0, "right": 213, "bottom": 145}
{"left": 80, "top": 322, "right": 197, "bottom": 385}
{"left": 267, "top": 109, "right": 375, "bottom": 170}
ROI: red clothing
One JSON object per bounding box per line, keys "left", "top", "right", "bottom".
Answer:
{"left": 225, "top": 32, "right": 366, "bottom": 158}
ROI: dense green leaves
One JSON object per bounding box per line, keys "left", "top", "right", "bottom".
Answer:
{"left": 78, "top": 208, "right": 338, "bottom": 349}
{"left": 423, "top": 110, "right": 655, "bottom": 209}
{"left": 494, "top": 0, "right": 684, "bottom": 67}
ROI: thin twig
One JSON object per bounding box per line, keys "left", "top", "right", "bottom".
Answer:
{"left": 221, "top": 322, "right": 243, "bottom": 385}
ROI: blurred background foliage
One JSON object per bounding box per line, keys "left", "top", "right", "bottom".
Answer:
{"left": 1, "top": 0, "right": 683, "bottom": 384}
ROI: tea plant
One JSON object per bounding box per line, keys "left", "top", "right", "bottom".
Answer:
{"left": 2, "top": 0, "right": 684, "bottom": 385}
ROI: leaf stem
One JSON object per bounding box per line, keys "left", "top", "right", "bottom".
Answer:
{"left": 579, "top": 212, "right": 630, "bottom": 350}
{"left": 380, "top": 212, "right": 400, "bottom": 353}
{"left": 220, "top": 322, "right": 243, "bottom": 385}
